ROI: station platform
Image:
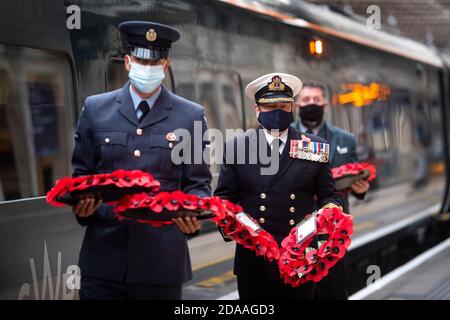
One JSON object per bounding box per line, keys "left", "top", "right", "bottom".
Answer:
{"left": 350, "top": 237, "right": 450, "bottom": 300}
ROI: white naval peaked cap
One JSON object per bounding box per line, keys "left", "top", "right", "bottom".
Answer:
{"left": 245, "top": 73, "right": 302, "bottom": 104}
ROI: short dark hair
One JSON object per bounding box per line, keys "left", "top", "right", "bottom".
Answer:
{"left": 299, "top": 80, "right": 329, "bottom": 100}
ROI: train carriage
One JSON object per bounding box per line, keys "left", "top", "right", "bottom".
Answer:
{"left": 0, "top": 0, "right": 448, "bottom": 299}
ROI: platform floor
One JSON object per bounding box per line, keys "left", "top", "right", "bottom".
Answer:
{"left": 354, "top": 237, "right": 450, "bottom": 300}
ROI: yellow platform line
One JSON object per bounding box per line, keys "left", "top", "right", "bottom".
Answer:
{"left": 195, "top": 270, "right": 236, "bottom": 288}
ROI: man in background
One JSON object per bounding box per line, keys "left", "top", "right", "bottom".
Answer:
{"left": 293, "top": 80, "right": 369, "bottom": 300}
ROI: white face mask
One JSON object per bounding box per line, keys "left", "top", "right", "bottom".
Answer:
{"left": 128, "top": 57, "right": 165, "bottom": 94}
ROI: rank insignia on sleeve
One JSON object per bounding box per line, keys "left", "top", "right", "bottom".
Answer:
{"left": 289, "top": 140, "right": 329, "bottom": 163}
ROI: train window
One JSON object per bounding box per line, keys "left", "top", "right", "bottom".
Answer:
{"left": 175, "top": 69, "right": 244, "bottom": 133}
{"left": 0, "top": 45, "right": 75, "bottom": 202}
{"left": 106, "top": 58, "right": 174, "bottom": 92}
{"left": 176, "top": 83, "right": 196, "bottom": 102}
{"left": 175, "top": 68, "right": 245, "bottom": 180}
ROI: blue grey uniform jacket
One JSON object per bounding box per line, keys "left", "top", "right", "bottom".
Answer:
{"left": 72, "top": 84, "right": 212, "bottom": 285}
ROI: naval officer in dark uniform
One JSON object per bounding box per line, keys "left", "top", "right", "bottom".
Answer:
{"left": 71, "top": 21, "right": 212, "bottom": 300}
{"left": 214, "top": 73, "right": 343, "bottom": 300}
{"left": 293, "top": 80, "right": 370, "bottom": 300}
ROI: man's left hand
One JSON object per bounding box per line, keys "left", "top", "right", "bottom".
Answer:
{"left": 172, "top": 217, "right": 201, "bottom": 234}
{"left": 350, "top": 179, "right": 370, "bottom": 194}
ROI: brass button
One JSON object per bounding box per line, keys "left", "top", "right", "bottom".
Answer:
{"left": 169, "top": 142, "right": 173, "bottom": 148}
{"left": 290, "top": 193, "right": 295, "bottom": 200}
{"left": 259, "top": 217, "right": 265, "bottom": 224}
{"left": 260, "top": 193, "right": 267, "bottom": 199}
{"left": 289, "top": 219, "right": 295, "bottom": 225}
{"left": 134, "top": 150, "right": 141, "bottom": 157}
{"left": 260, "top": 205, "right": 266, "bottom": 212}
{"left": 136, "top": 128, "right": 143, "bottom": 136}
{"left": 104, "top": 138, "right": 110, "bottom": 143}
{"left": 289, "top": 207, "right": 295, "bottom": 213}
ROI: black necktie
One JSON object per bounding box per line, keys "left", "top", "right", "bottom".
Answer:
{"left": 138, "top": 100, "right": 150, "bottom": 123}
{"left": 271, "top": 139, "right": 284, "bottom": 155}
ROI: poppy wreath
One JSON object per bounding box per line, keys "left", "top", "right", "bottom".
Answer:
{"left": 113, "top": 191, "right": 213, "bottom": 227}
{"left": 114, "top": 192, "right": 280, "bottom": 261}
{"left": 278, "top": 206, "right": 353, "bottom": 287}
{"left": 211, "top": 198, "right": 280, "bottom": 262}
{"left": 46, "top": 170, "right": 160, "bottom": 207}
{"left": 331, "top": 162, "right": 376, "bottom": 192}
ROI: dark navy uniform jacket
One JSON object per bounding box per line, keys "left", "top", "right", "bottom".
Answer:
{"left": 214, "top": 127, "right": 343, "bottom": 279}
{"left": 72, "top": 83, "right": 212, "bottom": 285}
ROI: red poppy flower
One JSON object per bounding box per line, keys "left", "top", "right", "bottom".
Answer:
{"left": 278, "top": 206, "right": 353, "bottom": 287}
{"left": 329, "top": 244, "right": 346, "bottom": 259}
{"left": 317, "top": 241, "right": 332, "bottom": 258}
{"left": 305, "top": 248, "right": 318, "bottom": 265}
{"left": 180, "top": 193, "right": 201, "bottom": 210}
{"left": 332, "top": 162, "right": 377, "bottom": 182}
{"left": 46, "top": 170, "right": 159, "bottom": 207}
{"left": 309, "top": 265, "right": 329, "bottom": 282}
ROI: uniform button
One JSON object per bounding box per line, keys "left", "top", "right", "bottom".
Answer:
{"left": 289, "top": 219, "right": 295, "bottom": 226}
{"left": 136, "top": 128, "right": 143, "bottom": 136}
{"left": 259, "top": 218, "right": 265, "bottom": 224}
{"left": 260, "top": 205, "right": 266, "bottom": 212}
{"left": 260, "top": 193, "right": 266, "bottom": 199}
{"left": 289, "top": 207, "right": 295, "bottom": 213}
{"left": 290, "top": 193, "right": 295, "bottom": 200}
{"left": 169, "top": 142, "right": 173, "bottom": 148}
{"left": 134, "top": 150, "right": 141, "bottom": 157}
{"left": 105, "top": 138, "right": 110, "bottom": 143}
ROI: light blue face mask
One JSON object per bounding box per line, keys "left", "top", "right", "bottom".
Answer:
{"left": 128, "top": 57, "right": 165, "bottom": 94}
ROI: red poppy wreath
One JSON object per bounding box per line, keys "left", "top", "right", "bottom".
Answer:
{"left": 331, "top": 162, "right": 376, "bottom": 192}
{"left": 211, "top": 198, "right": 280, "bottom": 262}
{"left": 114, "top": 192, "right": 280, "bottom": 261}
{"left": 278, "top": 206, "right": 353, "bottom": 287}
{"left": 46, "top": 170, "right": 160, "bottom": 207}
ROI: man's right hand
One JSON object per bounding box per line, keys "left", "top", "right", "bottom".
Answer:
{"left": 73, "top": 194, "right": 102, "bottom": 218}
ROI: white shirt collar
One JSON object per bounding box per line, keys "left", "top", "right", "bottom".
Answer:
{"left": 129, "top": 84, "right": 162, "bottom": 111}
{"left": 263, "top": 129, "right": 288, "bottom": 153}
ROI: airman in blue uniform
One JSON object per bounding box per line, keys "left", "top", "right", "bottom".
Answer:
{"left": 71, "top": 21, "right": 212, "bottom": 300}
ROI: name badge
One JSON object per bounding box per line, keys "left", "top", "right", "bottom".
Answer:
{"left": 296, "top": 213, "right": 317, "bottom": 244}
{"left": 236, "top": 212, "right": 261, "bottom": 233}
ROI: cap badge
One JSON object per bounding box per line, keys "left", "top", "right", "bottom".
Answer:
{"left": 267, "top": 76, "right": 286, "bottom": 92}
{"left": 146, "top": 28, "right": 157, "bottom": 42}
{"left": 166, "top": 132, "right": 177, "bottom": 141}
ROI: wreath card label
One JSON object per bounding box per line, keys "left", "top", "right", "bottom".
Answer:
{"left": 296, "top": 212, "right": 317, "bottom": 244}
{"left": 236, "top": 212, "right": 261, "bottom": 234}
